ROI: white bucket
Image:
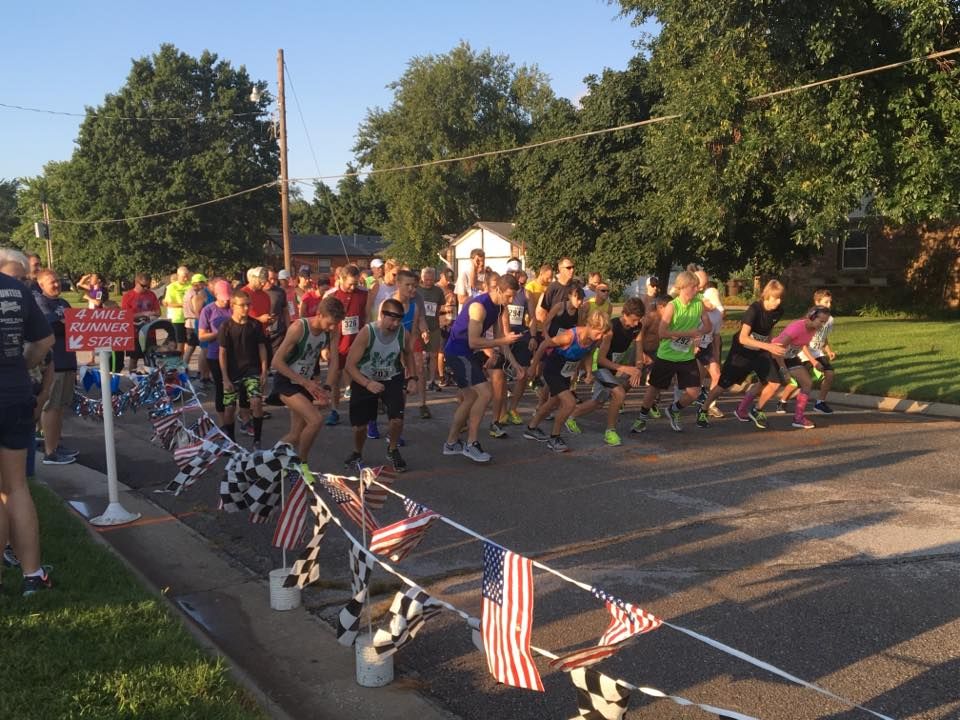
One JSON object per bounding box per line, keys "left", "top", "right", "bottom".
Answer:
{"left": 268, "top": 568, "right": 301, "bottom": 611}
{"left": 355, "top": 633, "right": 394, "bottom": 687}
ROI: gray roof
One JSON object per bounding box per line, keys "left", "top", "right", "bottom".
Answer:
{"left": 474, "top": 221, "right": 516, "bottom": 241}
{"left": 268, "top": 231, "right": 388, "bottom": 257}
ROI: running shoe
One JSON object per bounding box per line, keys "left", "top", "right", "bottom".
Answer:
{"left": 505, "top": 410, "right": 523, "bottom": 426}
{"left": 564, "top": 418, "right": 582, "bottom": 434}
{"left": 420, "top": 405, "right": 432, "bottom": 420}
{"left": 696, "top": 387, "right": 708, "bottom": 405}
{"left": 814, "top": 401, "right": 834, "bottom": 414}
{"left": 462, "top": 441, "right": 491, "bottom": 463}
{"left": 262, "top": 411, "right": 273, "bottom": 420}
{"left": 648, "top": 404, "right": 662, "bottom": 419}
{"left": 747, "top": 407, "right": 768, "bottom": 429}
{"left": 603, "top": 429, "right": 622, "bottom": 447}
{"left": 366, "top": 421, "right": 380, "bottom": 440}
{"left": 707, "top": 403, "right": 724, "bottom": 419}
{"left": 547, "top": 436, "right": 569, "bottom": 453}
{"left": 384, "top": 435, "right": 407, "bottom": 447}
{"left": 387, "top": 447, "right": 407, "bottom": 473}
{"left": 792, "top": 416, "right": 816, "bottom": 430}
{"left": 630, "top": 418, "right": 647, "bottom": 434}
{"left": 343, "top": 385, "right": 352, "bottom": 400}
{"left": 56, "top": 445, "right": 80, "bottom": 458}
{"left": 325, "top": 409, "right": 340, "bottom": 426}
{"left": 668, "top": 406, "right": 683, "bottom": 432}
{"left": 22, "top": 567, "right": 52, "bottom": 597}
{"left": 239, "top": 418, "right": 255, "bottom": 437}
{"left": 427, "top": 380, "right": 441, "bottom": 392}
{"left": 3, "top": 544, "right": 19, "bottom": 568}
{"left": 489, "top": 422, "right": 507, "bottom": 439}
{"left": 523, "top": 426, "right": 548, "bottom": 442}
{"left": 696, "top": 410, "right": 709, "bottom": 428}
{"left": 344, "top": 451, "right": 363, "bottom": 468}
{"left": 442, "top": 441, "right": 464, "bottom": 456}
{"left": 775, "top": 401, "right": 788, "bottom": 415}
{"left": 42, "top": 451, "right": 76, "bottom": 465}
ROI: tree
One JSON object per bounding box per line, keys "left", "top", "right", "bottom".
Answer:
{"left": 49, "top": 44, "right": 279, "bottom": 279}
{"left": 354, "top": 42, "right": 554, "bottom": 266}
{"left": 618, "top": 0, "right": 960, "bottom": 276}
{"left": 0, "top": 179, "right": 18, "bottom": 240}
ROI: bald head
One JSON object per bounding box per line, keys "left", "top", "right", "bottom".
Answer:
{"left": 176, "top": 266, "right": 190, "bottom": 282}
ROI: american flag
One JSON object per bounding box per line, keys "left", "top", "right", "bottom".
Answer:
{"left": 320, "top": 475, "right": 380, "bottom": 531}
{"left": 369, "top": 510, "right": 439, "bottom": 562}
{"left": 272, "top": 475, "right": 311, "bottom": 549}
{"left": 403, "top": 497, "right": 428, "bottom": 517}
{"left": 592, "top": 588, "right": 662, "bottom": 646}
{"left": 481, "top": 542, "right": 543, "bottom": 692}
{"left": 548, "top": 643, "right": 623, "bottom": 672}
{"left": 173, "top": 441, "right": 203, "bottom": 470}
{"left": 359, "top": 466, "right": 392, "bottom": 510}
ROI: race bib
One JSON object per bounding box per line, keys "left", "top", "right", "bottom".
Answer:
{"left": 670, "top": 336, "right": 692, "bottom": 353}
{"left": 560, "top": 360, "right": 579, "bottom": 378}
{"left": 371, "top": 368, "right": 392, "bottom": 380}
{"left": 610, "top": 350, "right": 626, "bottom": 364}
{"left": 342, "top": 316, "right": 360, "bottom": 335}
{"left": 424, "top": 301, "right": 438, "bottom": 318}
{"left": 507, "top": 304, "right": 524, "bottom": 326}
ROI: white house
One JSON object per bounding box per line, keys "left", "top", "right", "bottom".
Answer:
{"left": 446, "top": 221, "right": 526, "bottom": 278}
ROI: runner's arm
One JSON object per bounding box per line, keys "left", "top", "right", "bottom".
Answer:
{"left": 738, "top": 322, "right": 786, "bottom": 356}
{"left": 467, "top": 303, "right": 519, "bottom": 350}
{"left": 327, "top": 328, "right": 341, "bottom": 389}
{"left": 270, "top": 320, "right": 307, "bottom": 384}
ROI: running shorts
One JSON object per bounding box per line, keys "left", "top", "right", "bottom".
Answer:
{"left": 349, "top": 376, "right": 404, "bottom": 426}
{"left": 223, "top": 375, "right": 262, "bottom": 408}
{"left": 274, "top": 375, "right": 313, "bottom": 401}
{"left": 446, "top": 351, "right": 486, "bottom": 388}
{"left": 718, "top": 349, "right": 773, "bottom": 389}
{"left": 648, "top": 356, "right": 701, "bottom": 390}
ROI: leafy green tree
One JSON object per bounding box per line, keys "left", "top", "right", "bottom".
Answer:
{"left": 0, "top": 179, "right": 18, "bottom": 240}
{"left": 47, "top": 44, "right": 278, "bottom": 279}
{"left": 618, "top": 0, "right": 960, "bottom": 277}
{"left": 290, "top": 170, "right": 386, "bottom": 238}
{"left": 354, "top": 42, "right": 554, "bottom": 266}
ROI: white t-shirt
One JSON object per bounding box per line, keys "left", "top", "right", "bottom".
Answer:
{"left": 808, "top": 316, "right": 834, "bottom": 358}
{"left": 454, "top": 270, "right": 480, "bottom": 300}
{"left": 699, "top": 308, "right": 724, "bottom": 348}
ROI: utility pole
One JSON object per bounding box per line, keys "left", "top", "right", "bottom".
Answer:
{"left": 277, "top": 48, "right": 292, "bottom": 275}
{"left": 41, "top": 198, "right": 54, "bottom": 269}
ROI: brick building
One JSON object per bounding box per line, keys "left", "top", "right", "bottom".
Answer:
{"left": 266, "top": 231, "right": 388, "bottom": 281}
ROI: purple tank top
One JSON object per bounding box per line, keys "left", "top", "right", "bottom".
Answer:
{"left": 444, "top": 293, "right": 499, "bottom": 357}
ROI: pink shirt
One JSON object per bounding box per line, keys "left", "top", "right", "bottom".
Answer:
{"left": 774, "top": 319, "right": 815, "bottom": 359}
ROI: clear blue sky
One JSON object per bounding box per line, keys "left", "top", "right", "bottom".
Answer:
{"left": 1, "top": 1, "right": 654, "bottom": 196}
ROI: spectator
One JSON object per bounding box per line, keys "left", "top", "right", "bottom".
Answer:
{"left": 0, "top": 247, "right": 55, "bottom": 596}
{"left": 34, "top": 270, "right": 79, "bottom": 466}
{"left": 366, "top": 258, "right": 384, "bottom": 289}
{"left": 77, "top": 272, "right": 108, "bottom": 309}
{"left": 162, "top": 266, "right": 191, "bottom": 352}
{"left": 455, "top": 248, "right": 485, "bottom": 305}
{"left": 25, "top": 253, "right": 42, "bottom": 292}
{"left": 240, "top": 266, "right": 272, "bottom": 331}
{"left": 182, "top": 273, "right": 212, "bottom": 380}
{"left": 278, "top": 269, "right": 299, "bottom": 321}
{"left": 121, "top": 272, "right": 160, "bottom": 373}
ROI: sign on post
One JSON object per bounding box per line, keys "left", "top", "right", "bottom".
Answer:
{"left": 65, "top": 307, "right": 135, "bottom": 352}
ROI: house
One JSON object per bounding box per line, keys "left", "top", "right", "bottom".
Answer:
{"left": 266, "top": 231, "right": 389, "bottom": 280}
{"left": 782, "top": 217, "right": 960, "bottom": 310}
{"left": 444, "top": 222, "right": 526, "bottom": 278}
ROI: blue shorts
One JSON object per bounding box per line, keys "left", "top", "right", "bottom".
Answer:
{"left": 446, "top": 351, "right": 486, "bottom": 388}
{"left": 0, "top": 400, "right": 35, "bottom": 451}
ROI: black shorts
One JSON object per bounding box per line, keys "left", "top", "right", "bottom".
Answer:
{"left": 648, "top": 356, "right": 701, "bottom": 390}
{"left": 542, "top": 353, "right": 576, "bottom": 397}
{"left": 510, "top": 337, "right": 533, "bottom": 367}
{"left": 811, "top": 356, "right": 833, "bottom": 372}
{"left": 446, "top": 351, "right": 486, "bottom": 388}
{"left": 0, "top": 400, "right": 35, "bottom": 451}
{"left": 350, "top": 377, "right": 405, "bottom": 426}
{"left": 185, "top": 326, "right": 200, "bottom": 347}
{"left": 784, "top": 356, "right": 806, "bottom": 369}
{"left": 172, "top": 322, "right": 187, "bottom": 344}
{"left": 275, "top": 375, "right": 312, "bottom": 401}
{"left": 695, "top": 338, "right": 722, "bottom": 366}
{"left": 718, "top": 349, "right": 774, "bottom": 389}
{"left": 209, "top": 361, "right": 226, "bottom": 412}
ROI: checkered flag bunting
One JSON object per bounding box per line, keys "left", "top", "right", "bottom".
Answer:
{"left": 220, "top": 452, "right": 252, "bottom": 512}
{"left": 283, "top": 492, "right": 333, "bottom": 589}
{"left": 591, "top": 588, "right": 662, "bottom": 646}
{"left": 219, "top": 443, "right": 298, "bottom": 516}
{"left": 336, "top": 541, "right": 377, "bottom": 647}
{"left": 568, "top": 667, "right": 630, "bottom": 720}
{"left": 166, "top": 440, "right": 226, "bottom": 495}
{"left": 372, "top": 585, "right": 443, "bottom": 658}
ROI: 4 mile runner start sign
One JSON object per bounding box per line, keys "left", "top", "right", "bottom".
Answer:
{"left": 65, "top": 307, "right": 135, "bottom": 352}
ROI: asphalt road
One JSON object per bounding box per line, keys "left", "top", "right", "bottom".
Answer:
{"left": 62, "top": 383, "right": 960, "bottom": 720}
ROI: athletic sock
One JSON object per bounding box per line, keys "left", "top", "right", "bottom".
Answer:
{"left": 222, "top": 423, "right": 235, "bottom": 440}
{"left": 24, "top": 568, "right": 46, "bottom": 578}
{"left": 737, "top": 392, "right": 756, "bottom": 416}
{"left": 794, "top": 393, "right": 809, "bottom": 421}
{"left": 253, "top": 417, "right": 264, "bottom": 442}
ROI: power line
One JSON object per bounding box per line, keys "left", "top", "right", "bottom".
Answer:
{"left": 0, "top": 100, "right": 262, "bottom": 121}
{"left": 47, "top": 46, "right": 960, "bottom": 224}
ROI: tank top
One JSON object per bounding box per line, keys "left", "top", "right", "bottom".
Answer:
{"left": 506, "top": 287, "right": 528, "bottom": 333}
{"left": 372, "top": 282, "right": 395, "bottom": 318}
{"left": 444, "top": 293, "right": 499, "bottom": 357}
{"left": 657, "top": 296, "right": 703, "bottom": 362}
{"left": 548, "top": 304, "right": 578, "bottom": 337}
{"left": 284, "top": 319, "right": 329, "bottom": 377}
{"left": 556, "top": 327, "right": 595, "bottom": 362}
{"left": 402, "top": 299, "right": 416, "bottom": 332}
{"left": 607, "top": 317, "right": 641, "bottom": 363}
{"left": 357, "top": 323, "right": 404, "bottom": 381}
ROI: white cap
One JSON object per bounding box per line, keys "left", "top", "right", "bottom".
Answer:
{"left": 370, "top": 258, "right": 384, "bottom": 268}
{"left": 702, "top": 287, "right": 724, "bottom": 312}
{"left": 505, "top": 259, "right": 521, "bottom": 272}
{"left": 278, "top": 269, "right": 291, "bottom": 280}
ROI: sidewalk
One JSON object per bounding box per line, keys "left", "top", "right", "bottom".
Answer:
{"left": 38, "top": 460, "right": 456, "bottom": 720}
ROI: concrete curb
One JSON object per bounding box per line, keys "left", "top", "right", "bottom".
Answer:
{"left": 833, "top": 392, "right": 960, "bottom": 419}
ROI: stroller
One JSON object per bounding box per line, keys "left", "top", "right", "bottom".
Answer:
{"left": 138, "top": 319, "right": 188, "bottom": 400}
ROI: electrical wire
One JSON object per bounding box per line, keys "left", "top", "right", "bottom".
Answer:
{"left": 0, "top": 100, "right": 262, "bottom": 121}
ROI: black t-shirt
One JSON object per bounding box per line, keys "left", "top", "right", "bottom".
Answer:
{"left": 539, "top": 280, "right": 571, "bottom": 317}
{"left": 548, "top": 305, "right": 578, "bottom": 337}
{"left": 0, "top": 274, "right": 53, "bottom": 404}
{"left": 730, "top": 301, "right": 784, "bottom": 354}
{"left": 265, "top": 286, "right": 289, "bottom": 342}
{"left": 33, "top": 292, "right": 77, "bottom": 371}
{"left": 217, "top": 318, "right": 266, "bottom": 379}
{"left": 607, "top": 317, "right": 642, "bottom": 359}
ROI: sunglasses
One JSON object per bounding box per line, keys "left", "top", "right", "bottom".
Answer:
{"left": 382, "top": 310, "right": 404, "bottom": 319}
{"left": 561, "top": 265, "right": 575, "bottom": 270}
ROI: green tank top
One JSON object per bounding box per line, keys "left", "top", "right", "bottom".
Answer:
{"left": 357, "top": 324, "right": 404, "bottom": 381}
{"left": 284, "top": 319, "right": 329, "bottom": 377}
{"left": 656, "top": 296, "right": 703, "bottom": 362}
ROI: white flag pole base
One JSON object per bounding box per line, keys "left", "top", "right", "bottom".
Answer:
{"left": 90, "top": 502, "right": 141, "bottom": 527}
{"left": 355, "top": 633, "right": 394, "bottom": 687}
{"left": 268, "top": 568, "right": 301, "bottom": 611}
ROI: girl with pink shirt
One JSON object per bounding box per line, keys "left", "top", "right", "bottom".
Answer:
{"left": 772, "top": 306, "right": 832, "bottom": 429}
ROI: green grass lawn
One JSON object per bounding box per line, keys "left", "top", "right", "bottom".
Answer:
{"left": 0, "top": 483, "right": 265, "bottom": 720}
{"left": 719, "top": 314, "right": 960, "bottom": 405}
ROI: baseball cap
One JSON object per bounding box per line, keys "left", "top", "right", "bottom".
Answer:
{"left": 298, "top": 266, "right": 312, "bottom": 277}
{"left": 505, "top": 259, "right": 521, "bottom": 272}
{"left": 191, "top": 273, "right": 207, "bottom": 284}
{"left": 213, "top": 280, "right": 232, "bottom": 302}
{"left": 370, "top": 258, "right": 384, "bottom": 268}
{"left": 278, "top": 269, "right": 290, "bottom": 280}
{"left": 702, "top": 287, "right": 724, "bottom": 312}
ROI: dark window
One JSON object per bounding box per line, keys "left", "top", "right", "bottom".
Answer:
{"left": 842, "top": 231, "right": 869, "bottom": 270}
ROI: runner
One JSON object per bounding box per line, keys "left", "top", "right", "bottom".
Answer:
{"left": 695, "top": 286, "right": 725, "bottom": 418}
{"left": 325, "top": 265, "right": 368, "bottom": 427}
{"left": 697, "top": 280, "right": 787, "bottom": 430}
{"left": 437, "top": 268, "right": 457, "bottom": 387}
{"left": 343, "top": 298, "right": 416, "bottom": 473}
{"left": 217, "top": 291, "right": 269, "bottom": 448}
{"left": 366, "top": 258, "right": 384, "bottom": 290}
{"left": 162, "top": 266, "right": 191, "bottom": 352}
{"left": 418, "top": 267, "right": 447, "bottom": 395}
{"left": 366, "top": 258, "right": 398, "bottom": 321}
{"left": 455, "top": 248, "right": 486, "bottom": 305}
{"left": 197, "top": 281, "right": 234, "bottom": 428}
{"left": 770, "top": 305, "right": 832, "bottom": 429}
{"left": 394, "top": 269, "right": 430, "bottom": 420}
{"left": 777, "top": 289, "right": 837, "bottom": 415}
{"left": 632, "top": 271, "right": 713, "bottom": 433}
{"left": 442, "top": 275, "right": 522, "bottom": 463}
{"left": 534, "top": 257, "right": 576, "bottom": 330}
{"left": 499, "top": 259, "right": 537, "bottom": 430}
{"left": 524, "top": 310, "right": 611, "bottom": 452}
{"left": 524, "top": 263, "right": 554, "bottom": 317}
{"left": 182, "top": 273, "right": 211, "bottom": 380}
{"left": 271, "top": 296, "right": 345, "bottom": 458}
{"left": 565, "top": 297, "right": 645, "bottom": 446}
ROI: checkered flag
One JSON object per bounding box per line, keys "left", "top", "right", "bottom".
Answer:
{"left": 336, "top": 542, "right": 376, "bottom": 647}
{"left": 283, "top": 491, "right": 332, "bottom": 589}
{"left": 220, "top": 451, "right": 252, "bottom": 512}
{"left": 167, "top": 440, "right": 226, "bottom": 495}
{"left": 372, "top": 585, "right": 443, "bottom": 658}
{"left": 245, "top": 444, "right": 299, "bottom": 523}
{"left": 568, "top": 666, "right": 631, "bottom": 720}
